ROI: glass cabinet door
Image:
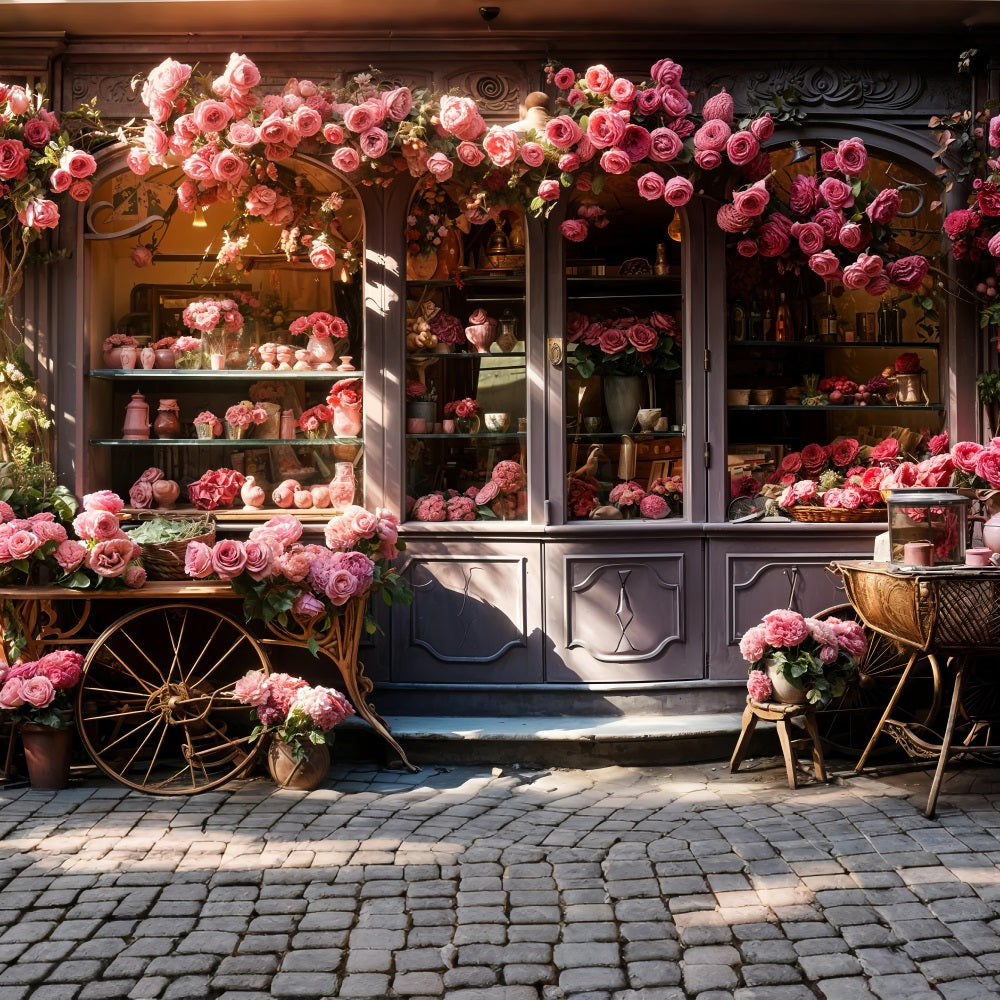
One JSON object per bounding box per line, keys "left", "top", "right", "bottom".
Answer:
{"left": 403, "top": 182, "right": 528, "bottom": 523}
{"left": 84, "top": 158, "right": 366, "bottom": 519}
{"left": 561, "top": 178, "right": 685, "bottom": 522}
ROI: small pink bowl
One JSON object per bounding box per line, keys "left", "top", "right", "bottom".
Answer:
{"left": 966, "top": 547, "right": 993, "bottom": 567}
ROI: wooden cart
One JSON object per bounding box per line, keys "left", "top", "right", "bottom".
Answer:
{"left": 0, "top": 582, "right": 416, "bottom": 794}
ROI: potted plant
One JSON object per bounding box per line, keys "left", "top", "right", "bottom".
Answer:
{"left": 0, "top": 649, "right": 84, "bottom": 788}
{"left": 740, "top": 608, "right": 866, "bottom": 707}
{"left": 233, "top": 668, "right": 355, "bottom": 789}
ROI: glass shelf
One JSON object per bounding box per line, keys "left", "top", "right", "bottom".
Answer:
{"left": 728, "top": 404, "right": 945, "bottom": 413}
{"left": 408, "top": 432, "right": 526, "bottom": 440}
{"left": 89, "top": 369, "right": 363, "bottom": 380}
{"left": 728, "top": 340, "right": 937, "bottom": 350}
{"left": 90, "top": 437, "right": 363, "bottom": 447}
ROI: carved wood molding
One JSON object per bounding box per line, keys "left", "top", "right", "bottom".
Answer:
{"left": 443, "top": 68, "right": 523, "bottom": 121}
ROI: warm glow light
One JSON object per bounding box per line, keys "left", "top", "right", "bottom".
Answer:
{"left": 192, "top": 208, "right": 207, "bottom": 229}
{"left": 668, "top": 209, "right": 683, "bottom": 243}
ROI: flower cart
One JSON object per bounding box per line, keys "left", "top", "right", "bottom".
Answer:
{"left": 836, "top": 559, "right": 1000, "bottom": 817}
{"left": 0, "top": 582, "right": 417, "bottom": 793}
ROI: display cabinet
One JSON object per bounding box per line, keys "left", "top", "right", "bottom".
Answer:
{"left": 403, "top": 192, "right": 529, "bottom": 523}
{"left": 559, "top": 180, "right": 687, "bottom": 523}
{"left": 83, "top": 159, "right": 366, "bottom": 521}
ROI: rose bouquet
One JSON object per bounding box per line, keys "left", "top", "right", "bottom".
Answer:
{"left": 443, "top": 398, "right": 481, "bottom": 419}
{"left": 474, "top": 460, "right": 527, "bottom": 519}
{"left": 609, "top": 480, "right": 647, "bottom": 514}
{"left": 326, "top": 378, "right": 363, "bottom": 436}
{"left": 0, "top": 649, "right": 84, "bottom": 729}
{"left": 103, "top": 333, "right": 138, "bottom": 354}
{"left": 193, "top": 410, "right": 223, "bottom": 439}
{"left": 187, "top": 468, "right": 246, "bottom": 511}
{"left": 184, "top": 508, "right": 412, "bottom": 635}
{"left": 171, "top": 335, "right": 205, "bottom": 369}
{"left": 224, "top": 400, "right": 268, "bottom": 430}
{"left": 181, "top": 298, "right": 245, "bottom": 336}
{"left": 646, "top": 475, "right": 683, "bottom": 517}
{"left": 741, "top": 608, "right": 865, "bottom": 707}
{"left": 233, "top": 668, "right": 355, "bottom": 762}
{"left": 566, "top": 310, "right": 680, "bottom": 379}
{"left": 410, "top": 490, "right": 481, "bottom": 522}
{"left": 298, "top": 404, "right": 334, "bottom": 437}
{"left": 288, "top": 312, "right": 349, "bottom": 342}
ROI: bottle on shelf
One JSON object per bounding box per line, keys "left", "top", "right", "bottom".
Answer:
{"left": 762, "top": 306, "right": 773, "bottom": 340}
{"left": 729, "top": 299, "right": 746, "bottom": 341}
{"left": 654, "top": 243, "right": 670, "bottom": 276}
{"left": 774, "top": 292, "right": 794, "bottom": 342}
{"left": 821, "top": 292, "right": 839, "bottom": 341}
{"left": 747, "top": 299, "right": 763, "bottom": 340}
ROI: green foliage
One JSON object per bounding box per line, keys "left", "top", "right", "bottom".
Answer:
{"left": 0, "top": 459, "right": 78, "bottom": 521}
{"left": 977, "top": 371, "right": 1000, "bottom": 405}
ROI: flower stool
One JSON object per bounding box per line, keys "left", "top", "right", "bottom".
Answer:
{"left": 729, "top": 697, "right": 828, "bottom": 789}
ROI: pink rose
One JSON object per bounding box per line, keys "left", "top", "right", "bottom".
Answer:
{"left": 599, "top": 148, "right": 631, "bottom": 175}
{"left": 750, "top": 114, "right": 774, "bottom": 140}
{"left": 456, "top": 141, "right": 484, "bottom": 167}
{"left": 835, "top": 137, "right": 868, "bottom": 175}
{"left": 636, "top": 172, "right": 665, "bottom": 201}
{"left": 819, "top": 177, "right": 854, "bottom": 210}
{"left": 976, "top": 450, "right": 1000, "bottom": 489}
{"left": 544, "top": 115, "right": 583, "bottom": 150}
{"left": 553, "top": 67, "right": 576, "bottom": 90}
{"left": 21, "top": 675, "right": 55, "bottom": 708}
{"left": 482, "top": 127, "right": 519, "bottom": 168}
{"left": 560, "top": 219, "right": 588, "bottom": 242}
{"left": 519, "top": 142, "right": 545, "bottom": 168}
{"left": 620, "top": 125, "right": 651, "bottom": 162}
{"left": 584, "top": 64, "right": 614, "bottom": 94}
{"left": 887, "top": 255, "right": 929, "bottom": 292}
{"left": 647, "top": 127, "right": 682, "bottom": 163}
{"left": 587, "top": 109, "right": 626, "bottom": 150}
{"left": 663, "top": 176, "right": 694, "bottom": 208}
{"left": 439, "top": 95, "right": 485, "bottom": 141}
{"left": 212, "top": 53, "right": 260, "bottom": 97}
{"left": 382, "top": 87, "right": 413, "bottom": 123}
{"left": 537, "top": 179, "right": 560, "bottom": 202}
{"left": 808, "top": 250, "right": 841, "bottom": 278}
{"left": 731, "top": 180, "right": 770, "bottom": 218}
{"left": 866, "top": 188, "right": 902, "bottom": 225}
{"left": 331, "top": 147, "right": 361, "bottom": 173}
{"left": 694, "top": 149, "right": 722, "bottom": 170}
{"left": 18, "top": 198, "right": 60, "bottom": 230}
{"left": 791, "top": 221, "right": 826, "bottom": 255}
{"left": 627, "top": 322, "right": 659, "bottom": 352}
{"left": 360, "top": 127, "right": 389, "bottom": 159}
{"left": 54, "top": 540, "right": 87, "bottom": 573}
{"left": 837, "top": 222, "right": 867, "bottom": 251}
{"left": 694, "top": 119, "right": 731, "bottom": 152}
{"left": 7, "top": 529, "right": 41, "bottom": 560}
{"left": 210, "top": 539, "right": 248, "bottom": 580}
{"left": 192, "top": 99, "right": 233, "bottom": 134}
{"left": 726, "top": 130, "right": 760, "bottom": 166}
{"left": 87, "top": 538, "right": 138, "bottom": 578}
{"left": 598, "top": 325, "right": 629, "bottom": 355}
{"left": 342, "top": 102, "right": 382, "bottom": 134}
{"left": 952, "top": 441, "right": 985, "bottom": 474}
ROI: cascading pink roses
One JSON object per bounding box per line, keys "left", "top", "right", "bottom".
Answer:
{"left": 185, "top": 507, "right": 409, "bottom": 627}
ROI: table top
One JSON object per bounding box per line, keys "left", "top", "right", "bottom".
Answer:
{"left": 0, "top": 581, "right": 237, "bottom": 600}
{"left": 835, "top": 560, "right": 1000, "bottom": 653}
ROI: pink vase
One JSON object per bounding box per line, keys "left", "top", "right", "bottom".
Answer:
{"left": 151, "top": 479, "right": 180, "bottom": 509}
{"left": 308, "top": 335, "right": 336, "bottom": 365}
{"left": 333, "top": 404, "right": 362, "bottom": 437}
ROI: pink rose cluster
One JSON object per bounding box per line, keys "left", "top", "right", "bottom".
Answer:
{"left": 193, "top": 411, "right": 223, "bottom": 435}
{"left": 187, "top": 508, "right": 402, "bottom": 617}
{"left": 289, "top": 311, "right": 349, "bottom": 342}
{"left": 1, "top": 83, "right": 98, "bottom": 239}
{"left": 410, "top": 490, "right": 481, "bottom": 522}
{"left": 566, "top": 309, "right": 680, "bottom": 377}
{"left": 224, "top": 400, "right": 268, "bottom": 429}
{"left": 0, "top": 506, "right": 69, "bottom": 573}
{"left": 725, "top": 135, "right": 929, "bottom": 296}
{"left": 128, "top": 466, "right": 169, "bottom": 510}
{"left": 70, "top": 492, "right": 146, "bottom": 587}
{"left": 188, "top": 467, "right": 246, "bottom": 511}
{"left": 740, "top": 608, "right": 866, "bottom": 676}
{"left": 609, "top": 480, "right": 646, "bottom": 508}
{"left": 181, "top": 298, "right": 245, "bottom": 335}
{"left": 234, "top": 667, "right": 355, "bottom": 737}
{"left": 0, "top": 649, "right": 84, "bottom": 717}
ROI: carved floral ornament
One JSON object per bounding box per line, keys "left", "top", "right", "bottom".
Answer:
{"left": 100, "top": 51, "right": 930, "bottom": 296}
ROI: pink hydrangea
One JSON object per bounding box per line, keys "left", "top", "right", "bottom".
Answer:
{"left": 413, "top": 494, "right": 447, "bottom": 521}
{"left": 639, "top": 494, "right": 669, "bottom": 519}
{"left": 292, "top": 685, "right": 355, "bottom": 731}
{"left": 746, "top": 669, "right": 773, "bottom": 702}
{"left": 761, "top": 609, "right": 810, "bottom": 650}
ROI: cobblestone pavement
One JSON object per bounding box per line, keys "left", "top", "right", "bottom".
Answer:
{"left": 3, "top": 756, "right": 1000, "bottom": 1000}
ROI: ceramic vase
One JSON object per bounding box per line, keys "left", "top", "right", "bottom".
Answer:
{"left": 465, "top": 320, "right": 497, "bottom": 353}
{"left": 20, "top": 722, "right": 73, "bottom": 789}
{"left": 983, "top": 513, "right": 1000, "bottom": 554}
{"left": 140, "top": 346, "right": 156, "bottom": 370}
{"left": 308, "top": 335, "right": 336, "bottom": 365}
{"left": 153, "top": 400, "right": 182, "bottom": 439}
{"left": 765, "top": 660, "right": 807, "bottom": 705}
{"left": 103, "top": 347, "right": 123, "bottom": 369}
{"left": 267, "top": 738, "right": 330, "bottom": 790}
{"left": 604, "top": 376, "right": 645, "bottom": 434}
{"left": 154, "top": 349, "right": 175, "bottom": 369}
{"left": 333, "top": 405, "right": 362, "bottom": 438}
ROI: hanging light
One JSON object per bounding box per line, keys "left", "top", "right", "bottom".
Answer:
{"left": 192, "top": 207, "right": 208, "bottom": 229}
{"left": 787, "top": 140, "right": 814, "bottom": 165}
{"left": 667, "top": 209, "right": 683, "bottom": 243}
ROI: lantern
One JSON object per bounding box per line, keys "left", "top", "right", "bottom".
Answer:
{"left": 886, "top": 488, "right": 970, "bottom": 568}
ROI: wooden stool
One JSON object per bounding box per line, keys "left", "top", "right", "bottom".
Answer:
{"left": 729, "top": 697, "right": 828, "bottom": 789}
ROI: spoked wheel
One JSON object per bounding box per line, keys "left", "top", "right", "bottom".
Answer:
{"left": 77, "top": 604, "right": 270, "bottom": 794}
{"left": 811, "top": 603, "right": 943, "bottom": 758}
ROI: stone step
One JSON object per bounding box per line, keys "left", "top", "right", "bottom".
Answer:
{"left": 339, "top": 712, "right": 775, "bottom": 769}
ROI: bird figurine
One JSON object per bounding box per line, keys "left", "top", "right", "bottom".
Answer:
{"left": 240, "top": 475, "right": 266, "bottom": 510}
{"left": 571, "top": 444, "right": 604, "bottom": 486}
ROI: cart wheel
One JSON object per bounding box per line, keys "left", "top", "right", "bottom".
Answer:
{"left": 811, "top": 603, "right": 943, "bottom": 758}
{"left": 77, "top": 604, "right": 270, "bottom": 794}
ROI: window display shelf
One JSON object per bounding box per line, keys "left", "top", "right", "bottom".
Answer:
{"left": 90, "top": 437, "right": 362, "bottom": 447}
{"left": 89, "top": 369, "right": 363, "bottom": 380}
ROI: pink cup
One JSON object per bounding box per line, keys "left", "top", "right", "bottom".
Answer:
{"left": 966, "top": 547, "right": 993, "bottom": 567}
{"left": 406, "top": 417, "right": 426, "bottom": 434}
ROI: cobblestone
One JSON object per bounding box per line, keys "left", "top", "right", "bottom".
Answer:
{"left": 4, "top": 759, "right": 1000, "bottom": 996}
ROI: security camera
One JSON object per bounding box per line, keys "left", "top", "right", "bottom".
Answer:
{"left": 479, "top": 6, "right": 500, "bottom": 21}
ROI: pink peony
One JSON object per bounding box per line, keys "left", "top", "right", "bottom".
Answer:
{"left": 746, "top": 669, "right": 773, "bottom": 702}
{"left": 761, "top": 609, "right": 810, "bottom": 649}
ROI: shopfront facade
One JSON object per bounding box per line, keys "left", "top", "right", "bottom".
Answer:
{"left": 1, "top": 16, "right": 990, "bottom": 722}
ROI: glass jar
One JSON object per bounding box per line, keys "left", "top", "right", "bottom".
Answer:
{"left": 886, "top": 488, "right": 970, "bottom": 567}
{"left": 329, "top": 462, "right": 356, "bottom": 509}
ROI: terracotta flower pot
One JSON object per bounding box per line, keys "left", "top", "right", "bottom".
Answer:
{"left": 19, "top": 722, "right": 73, "bottom": 789}
{"left": 267, "top": 738, "right": 330, "bottom": 790}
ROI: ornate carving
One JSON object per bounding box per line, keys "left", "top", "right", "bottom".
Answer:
{"left": 445, "top": 69, "right": 521, "bottom": 119}
{"left": 743, "top": 65, "right": 924, "bottom": 112}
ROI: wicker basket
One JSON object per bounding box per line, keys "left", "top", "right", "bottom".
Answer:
{"left": 133, "top": 513, "right": 216, "bottom": 580}
{"left": 786, "top": 505, "right": 887, "bottom": 524}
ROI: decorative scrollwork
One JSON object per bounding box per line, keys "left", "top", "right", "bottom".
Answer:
{"left": 745, "top": 65, "right": 924, "bottom": 112}
{"left": 446, "top": 70, "right": 521, "bottom": 118}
